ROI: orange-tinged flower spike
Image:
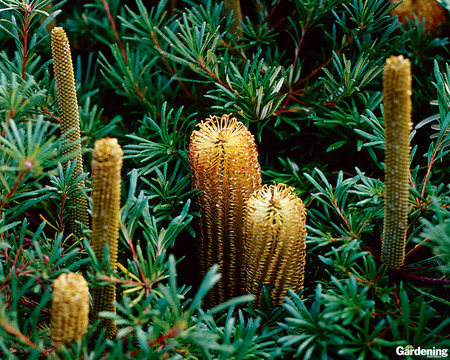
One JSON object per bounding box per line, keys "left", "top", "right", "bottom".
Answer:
{"left": 51, "top": 27, "right": 88, "bottom": 239}
{"left": 189, "top": 114, "right": 262, "bottom": 306}
{"left": 91, "top": 137, "right": 123, "bottom": 338}
{"left": 51, "top": 272, "right": 89, "bottom": 348}
{"left": 244, "top": 183, "right": 307, "bottom": 306}
{"left": 390, "top": 0, "right": 447, "bottom": 34}
{"left": 381, "top": 55, "right": 412, "bottom": 269}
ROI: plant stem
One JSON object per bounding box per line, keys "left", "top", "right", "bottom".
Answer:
{"left": 420, "top": 131, "right": 446, "bottom": 198}
{"left": 0, "top": 319, "right": 49, "bottom": 356}
{"left": 101, "top": 0, "right": 128, "bottom": 64}
{"left": 21, "top": 3, "right": 32, "bottom": 80}
{"left": 397, "top": 270, "right": 450, "bottom": 285}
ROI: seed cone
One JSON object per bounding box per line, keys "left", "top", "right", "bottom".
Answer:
{"left": 91, "top": 137, "right": 123, "bottom": 338}
{"left": 381, "top": 55, "right": 412, "bottom": 269}
{"left": 51, "top": 27, "right": 88, "bottom": 239}
{"left": 244, "top": 183, "right": 307, "bottom": 306}
{"left": 189, "top": 114, "right": 261, "bottom": 306}
{"left": 51, "top": 272, "right": 89, "bottom": 347}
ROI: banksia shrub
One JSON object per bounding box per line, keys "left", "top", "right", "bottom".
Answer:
{"left": 91, "top": 137, "right": 123, "bottom": 338}
{"left": 381, "top": 55, "right": 412, "bottom": 269}
{"left": 189, "top": 114, "right": 261, "bottom": 305}
{"left": 51, "top": 272, "right": 89, "bottom": 348}
{"left": 244, "top": 183, "right": 307, "bottom": 306}
{"left": 51, "top": 26, "right": 88, "bottom": 238}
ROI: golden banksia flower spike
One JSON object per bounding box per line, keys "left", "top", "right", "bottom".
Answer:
{"left": 381, "top": 55, "right": 412, "bottom": 269}
{"left": 51, "top": 26, "right": 89, "bottom": 239}
{"left": 91, "top": 137, "right": 123, "bottom": 338}
{"left": 51, "top": 272, "right": 89, "bottom": 348}
{"left": 189, "top": 114, "right": 262, "bottom": 306}
{"left": 244, "top": 183, "right": 307, "bottom": 306}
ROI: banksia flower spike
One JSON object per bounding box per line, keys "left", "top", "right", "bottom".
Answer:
{"left": 244, "top": 183, "right": 307, "bottom": 306}
{"left": 51, "top": 272, "right": 89, "bottom": 348}
{"left": 91, "top": 137, "right": 123, "bottom": 338}
{"left": 189, "top": 114, "right": 261, "bottom": 306}
{"left": 390, "top": 0, "right": 447, "bottom": 34}
{"left": 381, "top": 55, "right": 412, "bottom": 269}
{"left": 51, "top": 27, "right": 88, "bottom": 238}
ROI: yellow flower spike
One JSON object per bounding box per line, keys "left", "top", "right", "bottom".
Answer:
{"left": 189, "top": 114, "right": 262, "bottom": 306}
{"left": 244, "top": 183, "right": 307, "bottom": 306}
{"left": 381, "top": 55, "right": 412, "bottom": 269}
{"left": 51, "top": 272, "right": 89, "bottom": 348}
{"left": 91, "top": 137, "right": 123, "bottom": 338}
{"left": 51, "top": 27, "right": 88, "bottom": 239}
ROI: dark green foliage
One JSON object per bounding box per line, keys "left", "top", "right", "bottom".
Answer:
{"left": 0, "top": 0, "right": 449, "bottom": 358}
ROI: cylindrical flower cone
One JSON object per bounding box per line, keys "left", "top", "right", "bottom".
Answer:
{"left": 51, "top": 272, "right": 89, "bottom": 348}
{"left": 244, "top": 183, "right": 307, "bottom": 306}
{"left": 189, "top": 114, "right": 262, "bottom": 306}
{"left": 91, "top": 137, "right": 123, "bottom": 338}
{"left": 51, "top": 26, "right": 88, "bottom": 239}
{"left": 381, "top": 55, "right": 412, "bottom": 269}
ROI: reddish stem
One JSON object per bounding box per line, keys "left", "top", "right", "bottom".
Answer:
{"left": 361, "top": 241, "right": 379, "bottom": 260}
{"left": 21, "top": 4, "right": 32, "bottom": 80}
{"left": 101, "top": 0, "right": 128, "bottom": 64}
{"left": 397, "top": 270, "right": 450, "bottom": 285}
{"left": 401, "top": 266, "right": 432, "bottom": 271}
{"left": 0, "top": 171, "right": 26, "bottom": 214}
{"left": 0, "top": 319, "right": 50, "bottom": 356}
{"left": 58, "top": 193, "right": 66, "bottom": 233}
{"left": 404, "top": 237, "right": 430, "bottom": 260}
{"left": 151, "top": 32, "right": 206, "bottom": 110}
{"left": 43, "top": 107, "right": 60, "bottom": 122}
{"left": 127, "top": 326, "right": 183, "bottom": 357}
{"left": 262, "top": 0, "right": 283, "bottom": 25}
{"left": 421, "top": 132, "right": 446, "bottom": 198}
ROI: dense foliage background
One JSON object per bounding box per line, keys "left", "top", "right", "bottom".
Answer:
{"left": 0, "top": 0, "right": 449, "bottom": 359}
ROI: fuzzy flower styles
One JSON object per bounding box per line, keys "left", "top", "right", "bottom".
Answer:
{"left": 244, "top": 183, "right": 307, "bottom": 306}
{"left": 189, "top": 114, "right": 262, "bottom": 305}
